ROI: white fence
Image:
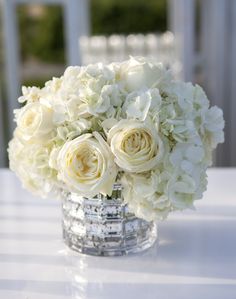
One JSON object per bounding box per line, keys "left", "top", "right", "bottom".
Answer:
{"left": 79, "top": 32, "right": 181, "bottom": 76}
{"left": 200, "top": 0, "right": 236, "bottom": 166}
{"left": 1, "top": 0, "right": 90, "bottom": 135}
{"left": 0, "top": 88, "right": 5, "bottom": 166}
{"left": 169, "top": 0, "right": 236, "bottom": 166}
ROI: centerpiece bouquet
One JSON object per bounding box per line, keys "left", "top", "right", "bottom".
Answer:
{"left": 8, "top": 57, "right": 224, "bottom": 255}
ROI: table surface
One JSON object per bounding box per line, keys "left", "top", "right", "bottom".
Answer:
{"left": 0, "top": 168, "right": 236, "bottom": 299}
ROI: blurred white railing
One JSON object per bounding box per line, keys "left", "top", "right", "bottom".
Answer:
{"left": 1, "top": 0, "right": 89, "bottom": 136}
{"left": 79, "top": 32, "right": 182, "bottom": 77}
{"left": 0, "top": 0, "right": 89, "bottom": 166}
{"left": 0, "top": 88, "right": 5, "bottom": 166}
{"left": 169, "top": 0, "right": 236, "bottom": 166}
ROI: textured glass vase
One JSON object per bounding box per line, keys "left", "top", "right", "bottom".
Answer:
{"left": 62, "top": 183, "right": 157, "bottom": 256}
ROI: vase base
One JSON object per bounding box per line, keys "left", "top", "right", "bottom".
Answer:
{"left": 62, "top": 223, "right": 157, "bottom": 257}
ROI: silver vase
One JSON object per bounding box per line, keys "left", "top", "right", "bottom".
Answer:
{"left": 62, "top": 183, "right": 157, "bottom": 256}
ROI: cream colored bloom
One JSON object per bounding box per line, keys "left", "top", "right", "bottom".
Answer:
{"left": 57, "top": 132, "right": 117, "bottom": 196}
{"left": 119, "top": 56, "right": 171, "bottom": 92}
{"left": 16, "top": 102, "right": 53, "bottom": 141}
{"left": 108, "top": 119, "right": 164, "bottom": 172}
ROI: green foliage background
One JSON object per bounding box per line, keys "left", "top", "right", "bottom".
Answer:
{"left": 91, "top": 0, "right": 167, "bottom": 35}
{"left": 18, "top": 0, "right": 167, "bottom": 63}
{"left": 18, "top": 6, "right": 65, "bottom": 63}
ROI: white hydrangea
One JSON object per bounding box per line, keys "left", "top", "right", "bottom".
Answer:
{"left": 8, "top": 137, "right": 61, "bottom": 198}
{"left": 121, "top": 170, "right": 171, "bottom": 221}
{"left": 122, "top": 88, "right": 161, "bottom": 121}
{"left": 202, "top": 106, "right": 225, "bottom": 148}
{"left": 8, "top": 57, "right": 224, "bottom": 222}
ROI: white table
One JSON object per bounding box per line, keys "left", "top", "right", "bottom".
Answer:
{"left": 0, "top": 168, "right": 236, "bottom": 299}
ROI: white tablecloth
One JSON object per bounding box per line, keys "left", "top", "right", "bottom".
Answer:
{"left": 0, "top": 168, "right": 236, "bottom": 299}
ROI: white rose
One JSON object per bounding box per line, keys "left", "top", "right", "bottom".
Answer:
{"left": 16, "top": 102, "right": 53, "bottom": 141}
{"left": 57, "top": 132, "right": 117, "bottom": 197}
{"left": 108, "top": 119, "right": 164, "bottom": 173}
{"left": 119, "top": 56, "right": 171, "bottom": 92}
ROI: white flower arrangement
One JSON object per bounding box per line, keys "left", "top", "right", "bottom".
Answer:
{"left": 8, "top": 57, "right": 224, "bottom": 221}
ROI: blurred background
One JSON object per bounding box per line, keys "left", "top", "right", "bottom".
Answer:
{"left": 0, "top": 0, "right": 235, "bottom": 167}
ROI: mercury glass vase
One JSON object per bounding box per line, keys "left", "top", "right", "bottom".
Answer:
{"left": 62, "top": 183, "right": 157, "bottom": 256}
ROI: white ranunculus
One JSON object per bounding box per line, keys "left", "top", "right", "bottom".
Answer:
{"left": 121, "top": 171, "right": 171, "bottom": 221}
{"left": 16, "top": 102, "right": 53, "bottom": 141}
{"left": 108, "top": 119, "right": 164, "bottom": 173}
{"left": 119, "top": 56, "right": 171, "bottom": 92}
{"left": 57, "top": 132, "right": 117, "bottom": 197}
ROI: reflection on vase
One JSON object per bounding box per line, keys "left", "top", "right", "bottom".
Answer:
{"left": 62, "top": 184, "right": 157, "bottom": 256}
